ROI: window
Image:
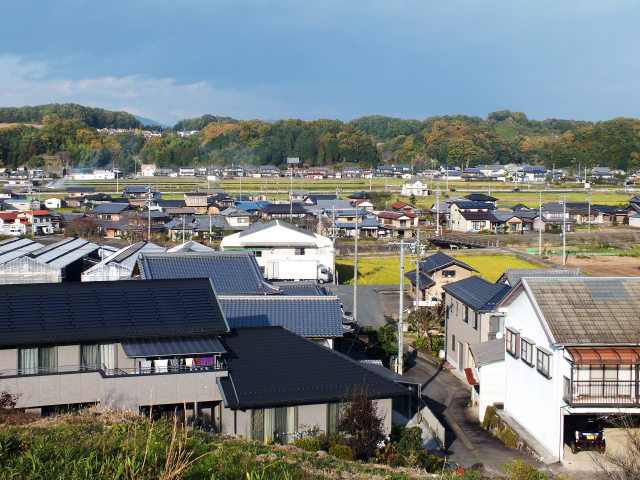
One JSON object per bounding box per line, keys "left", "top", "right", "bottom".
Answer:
{"left": 442, "top": 270, "right": 456, "bottom": 278}
{"left": 452, "top": 335, "right": 456, "bottom": 351}
{"left": 505, "top": 329, "right": 520, "bottom": 358}
{"left": 252, "top": 406, "right": 296, "bottom": 444}
{"left": 463, "top": 306, "right": 469, "bottom": 323}
{"left": 81, "top": 344, "right": 116, "bottom": 370}
{"left": 18, "top": 346, "right": 56, "bottom": 375}
{"left": 536, "top": 348, "right": 551, "bottom": 378}
{"left": 254, "top": 250, "right": 262, "bottom": 257}
{"left": 521, "top": 338, "right": 534, "bottom": 366}
{"left": 294, "top": 248, "right": 305, "bottom": 256}
{"left": 472, "top": 312, "right": 478, "bottom": 330}
{"left": 327, "top": 402, "right": 346, "bottom": 435}
{"left": 489, "top": 316, "right": 502, "bottom": 340}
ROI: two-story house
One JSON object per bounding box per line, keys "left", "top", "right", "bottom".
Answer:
{"left": 443, "top": 276, "right": 512, "bottom": 375}
{"left": 375, "top": 211, "right": 418, "bottom": 238}
{"left": 404, "top": 251, "right": 477, "bottom": 306}
{"left": 496, "top": 277, "right": 640, "bottom": 462}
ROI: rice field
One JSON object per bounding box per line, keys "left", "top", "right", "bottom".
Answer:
{"left": 336, "top": 253, "right": 545, "bottom": 285}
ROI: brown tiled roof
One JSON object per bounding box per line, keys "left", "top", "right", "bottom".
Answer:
{"left": 523, "top": 277, "right": 640, "bottom": 345}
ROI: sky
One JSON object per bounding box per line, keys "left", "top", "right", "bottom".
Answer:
{"left": 0, "top": 1, "right": 639, "bottom": 125}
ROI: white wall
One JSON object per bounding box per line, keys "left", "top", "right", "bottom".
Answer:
{"left": 502, "top": 290, "right": 566, "bottom": 461}
{"left": 477, "top": 361, "right": 504, "bottom": 422}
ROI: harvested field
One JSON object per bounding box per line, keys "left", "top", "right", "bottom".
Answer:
{"left": 548, "top": 254, "right": 640, "bottom": 277}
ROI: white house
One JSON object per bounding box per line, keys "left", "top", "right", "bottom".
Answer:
{"left": 496, "top": 277, "right": 640, "bottom": 462}
{"left": 220, "top": 220, "right": 335, "bottom": 279}
{"left": 66, "top": 168, "right": 116, "bottom": 180}
{"left": 469, "top": 339, "right": 505, "bottom": 423}
{"left": 44, "top": 197, "right": 63, "bottom": 209}
{"left": 401, "top": 178, "right": 430, "bottom": 196}
{"left": 140, "top": 164, "right": 157, "bottom": 177}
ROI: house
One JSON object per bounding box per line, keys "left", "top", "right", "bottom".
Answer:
{"left": 463, "top": 194, "right": 499, "bottom": 206}
{"left": 165, "top": 215, "right": 229, "bottom": 241}
{"left": 140, "top": 163, "right": 157, "bottom": 177}
{"left": 468, "top": 339, "right": 506, "bottom": 422}
{"left": 375, "top": 211, "right": 418, "bottom": 238}
{"left": 401, "top": 178, "right": 430, "bottom": 197}
{"left": 65, "top": 168, "right": 116, "bottom": 180}
{"left": 218, "top": 295, "right": 345, "bottom": 348}
{"left": 2, "top": 197, "right": 41, "bottom": 212}
{"left": 123, "top": 185, "right": 156, "bottom": 200}
{"left": 404, "top": 251, "right": 477, "bottom": 306}
{"left": 136, "top": 251, "right": 282, "bottom": 295}
{"left": 630, "top": 214, "right": 640, "bottom": 228}
{"left": 257, "top": 165, "right": 280, "bottom": 178}
{"left": 443, "top": 276, "right": 512, "bottom": 374}
{"left": 496, "top": 277, "right": 640, "bottom": 462}
{"left": 0, "top": 279, "right": 408, "bottom": 439}
{"left": 179, "top": 166, "right": 196, "bottom": 177}
{"left": 81, "top": 241, "right": 166, "bottom": 281}
{"left": 337, "top": 216, "right": 383, "bottom": 238}
{"left": 532, "top": 214, "right": 575, "bottom": 233}
{"left": 66, "top": 187, "right": 96, "bottom": 198}
{"left": 219, "top": 207, "right": 251, "bottom": 230}
{"left": 449, "top": 201, "right": 495, "bottom": 232}
{"left": 342, "top": 167, "right": 362, "bottom": 178}
{"left": 184, "top": 191, "right": 210, "bottom": 214}
{"left": 306, "top": 171, "right": 324, "bottom": 180}
{"left": 0, "top": 210, "right": 57, "bottom": 236}
{"left": 220, "top": 220, "right": 335, "bottom": 279}
{"left": 497, "top": 268, "right": 583, "bottom": 287}
{"left": 462, "top": 168, "right": 485, "bottom": 181}
{"left": 90, "top": 202, "right": 130, "bottom": 220}
{"left": 261, "top": 203, "right": 308, "bottom": 219}
{"left": 44, "top": 197, "right": 64, "bottom": 209}
{"left": 290, "top": 189, "right": 309, "bottom": 202}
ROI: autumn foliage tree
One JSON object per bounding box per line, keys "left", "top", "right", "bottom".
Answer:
{"left": 336, "top": 383, "right": 386, "bottom": 460}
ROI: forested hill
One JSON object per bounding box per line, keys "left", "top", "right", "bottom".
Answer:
{"left": 1, "top": 104, "right": 640, "bottom": 172}
{"left": 0, "top": 103, "right": 142, "bottom": 129}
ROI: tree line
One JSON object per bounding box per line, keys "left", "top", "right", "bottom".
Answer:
{"left": 0, "top": 104, "right": 639, "bottom": 172}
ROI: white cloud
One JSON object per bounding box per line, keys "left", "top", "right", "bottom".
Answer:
{"left": 0, "top": 55, "right": 289, "bottom": 124}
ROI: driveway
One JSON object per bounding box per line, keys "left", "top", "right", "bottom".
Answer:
{"left": 404, "top": 355, "right": 567, "bottom": 478}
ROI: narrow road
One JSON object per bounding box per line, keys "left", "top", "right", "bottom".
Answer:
{"left": 404, "top": 355, "right": 561, "bottom": 478}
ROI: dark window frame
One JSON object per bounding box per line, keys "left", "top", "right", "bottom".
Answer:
{"left": 536, "top": 348, "right": 552, "bottom": 378}
{"left": 521, "top": 338, "right": 534, "bottom": 366}
{"left": 505, "top": 328, "right": 520, "bottom": 359}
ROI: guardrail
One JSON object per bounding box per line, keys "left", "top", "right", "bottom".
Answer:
{"left": 0, "top": 362, "right": 227, "bottom": 378}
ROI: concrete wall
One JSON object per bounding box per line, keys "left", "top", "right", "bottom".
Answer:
{"left": 429, "top": 265, "right": 473, "bottom": 302}
{"left": 502, "top": 289, "right": 566, "bottom": 461}
{"left": 0, "top": 348, "right": 18, "bottom": 371}
{"left": 477, "top": 361, "right": 505, "bottom": 422}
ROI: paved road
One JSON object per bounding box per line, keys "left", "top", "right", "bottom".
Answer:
{"left": 328, "top": 284, "right": 413, "bottom": 328}
{"left": 404, "top": 355, "right": 563, "bottom": 478}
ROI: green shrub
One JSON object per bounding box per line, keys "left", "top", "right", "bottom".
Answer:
{"left": 328, "top": 444, "right": 355, "bottom": 461}
{"left": 413, "top": 450, "right": 444, "bottom": 473}
{"left": 482, "top": 406, "right": 498, "bottom": 430}
{"left": 499, "top": 428, "right": 518, "bottom": 449}
{"left": 396, "top": 426, "right": 422, "bottom": 458}
{"left": 292, "top": 436, "right": 325, "bottom": 452}
{"left": 500, "top": 459, "right": 549, "bottom": 480}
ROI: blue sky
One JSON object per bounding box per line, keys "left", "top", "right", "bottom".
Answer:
{"left": 0, "top": 1, "right": 639, "bottom": 125}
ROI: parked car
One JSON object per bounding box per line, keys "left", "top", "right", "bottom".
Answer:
{"left": 567, "top": 419, "right": 605, "bottom": 454}
{"left": 512, "top": 187, "right": 521, "bottom": 192}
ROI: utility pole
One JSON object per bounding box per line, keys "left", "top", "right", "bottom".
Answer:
{"left": 435, "top": 183, "right": 441, "bottom": 237}
{"left": 353, "top": 209, "right": 359, "bottom": 322}
{"left": 209, "top": 212, "right": 212, "bottom": 243}
{"left": 562, "top": 195, "right": 567, "bottom": 266}
{"left": 538, "top": 190, "right": 542, "bottom": 256}
{"left": 328, "top": 202, "right": 339, "bottom": 285}
{"left": 289, "top": 172, "right": 293, "bottom": 221}
{"left": 587, "top": 190, "right": 591, "bottom": 234}
{"left": 182, "top": 214, "right": 186, "bottom": 244}
{"left": 147, "top": 185, "right": 151, "bottom": 242}
{"left": 397, "top": 239, "right": 405, "bottom": 374}
{"left": 415, "top": 230, "right": 420, "bottom": 308}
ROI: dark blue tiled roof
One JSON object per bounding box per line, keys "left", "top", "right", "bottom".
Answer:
{"left": 137, "top": 252, "right": 281, "bottom": 295}
{"left": 91, "top": 202, "right": 130, "bottom": 214}
{"left": 218, "top": 327, "right": 409, "bottom": 408}
{"left": 218, "top": 295, "right": 344, "bottom": 338}
{"left": 464, "top": 193, "right": 498, "bottom": 202}
{"left": 443, "top": 275, "right": 512, "bottom": 311}
{"left": 404, "top": 269, "right": 435, "bottom": 288}
{"left": 0, "top": 279, "right": 229, "bottom": 348}
{"left": 419, "top": 251, "right": 477, "bottom": 274}
{"left": 453, "top": 201, "right": 494, "bottom": 210}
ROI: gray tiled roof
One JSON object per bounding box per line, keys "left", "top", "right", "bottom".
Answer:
{"left": 521, "top": 277, "right": 640, "bottom": 345}
{"left": 137, "top": 251, "right": 281, "bottom": 295}
{"left": 218, "top": 327, "right": 409, "bottom": 408}
{"left": 469, "top": 339, "right": 505, "bottom": 367}
{"left": 238, "top": 219, "right": 315, "bottom": 238}
{"left": 419, "top": 251, "right": 477, "bottom": 274}
{"left": 443, "top": 275, "right": 512, "bottom": 311}
{"left": 271, "top": 281, "right": 328, "bottom": 296}
{"left": 218, "top": 295, "right": 344, "bottom": 338}
{"left": 500, "top": 268, "right": 583, "bottom": 286}
{"left": 91, "top": 202, "right": 130, "bottom": 214}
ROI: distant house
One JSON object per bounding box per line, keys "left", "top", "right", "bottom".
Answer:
{"left": 449, "top": 201, "right": 495, "bottom": 232}
{"left": 219, "top": 206, "right": 251, "bottom": 230}
{"left": 401, "top": 178, "right": 430, "bottom": 197}
{"left": 140, "top": 163, "right": 157, "bottom": 177}
{"left": 184, "top": 191, "right": 210, "bottom": 214}
{"left": 90, "top": 203, "right": 130, "bottom": 220}
{"left": 44, "top": 197, "right": 64, "bottom": 209}
{"left": 375, "top": 211, "right": 418, "bottom": 238}
{"left": 0, "top": 210, "right": 57, "bottom": 236}
{"left": 261, "top": 203, "right": 308, "bottom": 219}
{"left": 404, "top": 251, "right": 477, "bottom": 306}
{"left": 179, "top": 167, "right": 196, "bottom": 177}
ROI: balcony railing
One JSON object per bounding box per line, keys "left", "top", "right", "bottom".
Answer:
{"left": 565, "top": 380, "right": 639, "bottom": 407}
{"left": 0, "top": 361, "right": 227, "bottom": 378}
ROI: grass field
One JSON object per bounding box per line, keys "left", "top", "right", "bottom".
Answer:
{"left": 336, "top": 253, "right": 545, "bottom": 285}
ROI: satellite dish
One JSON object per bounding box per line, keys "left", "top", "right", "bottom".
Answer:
{"left": 495, "top": 332, "right": 504, "bottom": 339}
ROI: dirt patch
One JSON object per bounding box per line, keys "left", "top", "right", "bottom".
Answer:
{"left": 548, "top": 255, "right": 640, "bottom": 277}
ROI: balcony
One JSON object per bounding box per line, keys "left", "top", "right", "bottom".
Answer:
{"left": 564, "top": 380, "right": 640, "bottom": 407}
{"left": 0, "top": 361, "right": 227, "bottom": 379}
